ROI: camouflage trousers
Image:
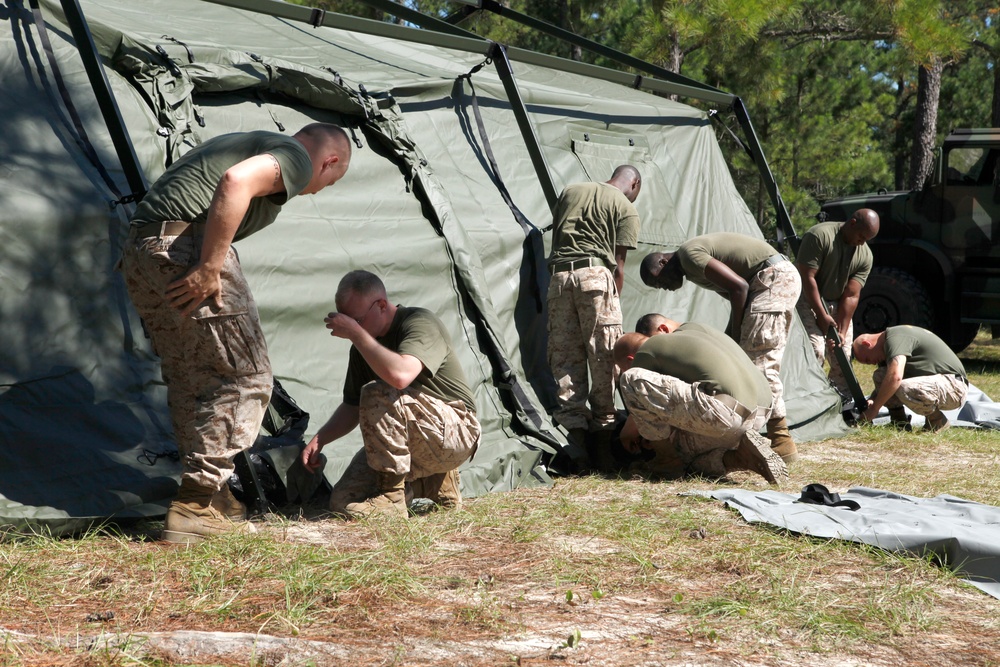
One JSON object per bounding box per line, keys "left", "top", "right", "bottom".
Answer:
{"left": 619, "top": 367, "right": 770, "bottom": 477}
{"left": 120, "top": 227, "right": 271, "bottom": 492}
{"left": 358, "top": 380, "right": 480, "bottom": 479}
{"left": 796, "top": 298, "right": 853, "bottom": 397}
{"left": 739, "top": 260, "right": 801, "bottom": 420}
{"left": 872, "top": 367, "right": 968, "bottom": 416}
{"left": 546, "top": 265, "right": 622, "bottom": 431}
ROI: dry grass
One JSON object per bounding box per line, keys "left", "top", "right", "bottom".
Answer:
{"left": 2, "top": 331, "right": 1000, "bottom": 666}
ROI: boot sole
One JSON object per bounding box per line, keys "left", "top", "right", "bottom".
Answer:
{"left": 743, "top": 431, "right": 789, "bottom": 484}
{"left": 162, "top": 529, "right": 206, "bottom": 545}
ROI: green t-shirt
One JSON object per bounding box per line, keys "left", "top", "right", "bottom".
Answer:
{"left": 677, "top": 233, "right": 777, "bottom": 292}
{"left": 549, "top": 182, "right": 640, "bottom": 271}
{"left": 795, "top": 221, "right": 873, "bottom": 301}
{"left": 343, "top": 307, "right": 477, "bottom": 412}
{"left": 130, "top": 131, "right": 313, "bottom": 242}
{"left": 884, "top": 325, "right": 966, "bottom": 379}
{"left": 631, "top": 322, "right": 771, "bottom": 409}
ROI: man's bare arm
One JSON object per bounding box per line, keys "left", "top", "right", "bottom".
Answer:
{"left": 300, "top": 402, "right": 360, "bottom": 472}
{"left": 167, "top": 154, "right": 286, "bottom": 316}
{"left": 862, "top": 355, "right": 906, "bottom": 422}
{"left": 325, "top": 313, "right": 424, "bottom": 389}
{"left": 703, "top": 258, "right": 749, "bottom": 339}
{"left": 835, "top": 279, "right": 864, "bottom": 342}
{"left": 613, "top": 245, "right": 629, "bottom": 294}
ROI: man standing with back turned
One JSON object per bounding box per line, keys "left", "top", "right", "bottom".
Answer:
{"left": 546, "top": 165, "right": 642, "bottom": 471}
{"left": 795, "top": 209, "right": 879, "bottom": 399}
{"left": 121, "top": 123, "right": 352, "bottom": 543}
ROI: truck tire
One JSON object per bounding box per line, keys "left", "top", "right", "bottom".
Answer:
{"left": 854, "top": 267, "right": 934, "bottom": 335}
{"left": 947, "top": 323, "right": 981, "bottom": 353}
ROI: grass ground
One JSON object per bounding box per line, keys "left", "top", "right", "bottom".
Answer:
{"left": 2, "top": 331, "right": 1000, "bottom": 666}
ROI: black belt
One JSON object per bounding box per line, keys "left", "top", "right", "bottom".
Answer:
{"left": 705, "top": 390, "right": 755, "bottom": 421}
{"left": 549, "top": 257, "right": 602, "bottom": 274}
{"left": 754, "top": 254, "right": 789, "bottom": 274}
{"left": 129, "top": 221, "right": 197, "bottom": 239}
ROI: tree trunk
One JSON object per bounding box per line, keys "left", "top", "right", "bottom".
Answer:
{"left": 893, "top": 76, "right": 908, "bottom": 191}
{"left": 668, "top": 30, "right": 683, "bottom": 73}
{"left": 908, "top": 58, "right": 943, "bottom": 191}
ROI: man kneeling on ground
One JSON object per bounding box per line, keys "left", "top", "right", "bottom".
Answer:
{"left": 300, "top": 270, "right": 481, "bottom": 518}
{"left": 852, "top": 325, "right": 968, "bottom": 432}
{"left": 613, "top": 323, "right": 787, "bottom": 484}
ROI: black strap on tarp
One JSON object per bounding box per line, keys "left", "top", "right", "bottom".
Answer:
{"left": 457, "top": 61, "right": 546, "bottom": 314}
{"left": 796, "top": 483, "right": 861, "bottom": 511}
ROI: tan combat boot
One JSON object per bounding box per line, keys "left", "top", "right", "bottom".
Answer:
{"left": 343, "top": 472, "right": 407, "bottom": 519}
{"left": 419, "top": 469, "right": 462, "bottom": 510}
{"left": 211, "top": 484, "right": 247, "bottom": 521}
{"left": 163, "top": 480, "right": 257, "bottom": 544}
{"left": 329, "top": 449, "right": 379, "bottom": 517}
{"left": 722, "top": 430, "right": 789, "bottom": 485}
{"left": 924, "top": 410, "right": 950, "bottom": 433}
{"left": 765, "top": 416, "right": 799, "bottom": 463}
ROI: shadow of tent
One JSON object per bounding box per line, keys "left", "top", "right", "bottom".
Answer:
{"left": 0, "top": 366, "right": 179, "bottom": 533}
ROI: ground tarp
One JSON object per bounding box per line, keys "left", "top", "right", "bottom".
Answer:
{"left": 0, "top": 0, "right": 845, "bottom": 535}
{"left": 694, "top": 487, "right": 1000, "bottom": 600}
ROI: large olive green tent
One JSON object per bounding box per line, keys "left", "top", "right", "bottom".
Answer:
{"left": 0, "top": 0, "right": 845, "bottom": 535}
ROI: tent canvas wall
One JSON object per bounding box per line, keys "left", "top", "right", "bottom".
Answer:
{"left": 0, "top": 0, "right": 846, "bottom": 535}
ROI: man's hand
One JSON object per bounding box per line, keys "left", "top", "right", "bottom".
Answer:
{"left": 300, "top": 436, "right": 325, "bottom": 473}
{"left": 325, "top": 312, "right": 365, "bottom": 341}
{"left": 166, "top": 263, "right": 224, "bottom": 316}
{"left": 858, "top": 399, "right": 879, "bottom": 424}
{"left": 816, "top": 311, "right": 837, "bottom": 335}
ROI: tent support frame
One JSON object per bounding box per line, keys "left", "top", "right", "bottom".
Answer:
{"left": 488, "top": 42, "right": 559, "bottom": 211}
{"left": 435, "top": 0, "right": 801, "bottom": 250}
{"left": 57, "top": 0, "right": 148, "bottom": 200}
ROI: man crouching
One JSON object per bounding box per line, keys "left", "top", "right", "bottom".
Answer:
{"left": 300, "top": 270, "right": 480, "bottom": 518}
{"left": 614, "top": 323, "right": 787, "bottom": 484}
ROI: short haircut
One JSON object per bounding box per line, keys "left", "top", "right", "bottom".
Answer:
{"left": 296, "top": 122, "right": 352, "bottom": 161}
{"left": 611, "top": 164, "right": 640, "bottom": 182}
{"left": 335, "top": 269, "right": 384, "bottom": 308}
{"left": 639, "top": 252, "right": 671, "bottom": 286}
{"left": 635, "top": 313, "right": 668, "bottom": 337}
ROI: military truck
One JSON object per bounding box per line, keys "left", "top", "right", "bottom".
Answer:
{"left": 817, "top": 128, "right": 1000, "bottom": 351}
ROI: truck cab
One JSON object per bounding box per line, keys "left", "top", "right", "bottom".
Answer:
{"left": 818, "top": 128, "right": 1000, "bottom": 351}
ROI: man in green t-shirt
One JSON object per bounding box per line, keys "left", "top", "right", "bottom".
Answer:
{"left": 612, "top": 325, "right": 786, "bottom": 484}
{"left": 795, "top": 209, "right": 879, "bottom": 399}
{"left": 300, "top": 271, "right": 481, "bottom": 518}
{"left": 120, "top": 124, "right": 351, "bottom": 543}
{"left": 639, "top": 232, "right": 802, "bottom": 463}
{"left": 852, "top": 325, "right": 968, "bottom": 432}
{"left": 546, "top": 165, "right": 642, "bottom": 471}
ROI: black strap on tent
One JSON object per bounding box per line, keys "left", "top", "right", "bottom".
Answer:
{"left": 26, "top": 0, "right": 132, "bottom": 204}
{"left": 457, "top": 60, "right": 545, "bottom": 313}
{"left": 162, "top": 35, "right": 195, "bottom": 63}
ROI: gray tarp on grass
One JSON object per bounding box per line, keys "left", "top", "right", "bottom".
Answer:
{"left": 0, "top": 0, "right": 846, "bottom": 535}
{"left": 694, "top": 487, "right": 1000, "bottom": 600}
